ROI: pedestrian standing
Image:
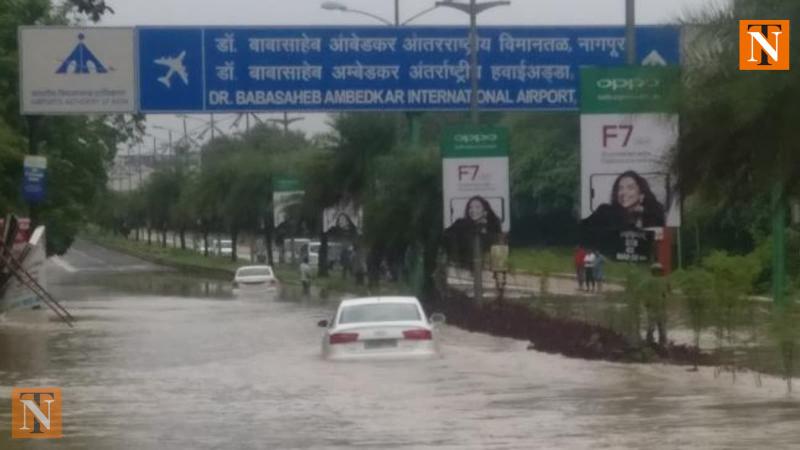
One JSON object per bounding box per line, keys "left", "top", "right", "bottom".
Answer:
{"left": 645, "top": 263, "right": 668, "bottom": 346}
{"left": 594, "top": 251, "right": 606, "bottom": 292}
{"left": 583, "top": 249, "right": 597, "bottom": 292}
{"left": 340, "top": 245, "right": 352, "bottom": 279}
{"left": 300, "top": 257, "right": 312, "bottom": 297}
{"left": 574, "top": 246, "right": 587, "bottom": 291}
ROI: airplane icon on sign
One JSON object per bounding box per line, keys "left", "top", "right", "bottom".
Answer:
{"left": 154, "top": 51, "right": 188, "bottom": 88}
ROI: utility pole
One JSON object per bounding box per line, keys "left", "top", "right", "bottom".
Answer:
{"left": 267, "top": 112, "right": 304, "bottom": 133}
{"left": 210, "top": 113, "right": 216, "bottom": 140}
{"left": 125, "top": 147, "right": 131, "bottom": 191}
{"left": 137, "top": 145, "right": 143, "bottom": 186}
{"left": 152, "top": 135, "right": 158, "bottom": 169}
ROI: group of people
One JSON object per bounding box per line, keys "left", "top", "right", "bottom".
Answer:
{"left": 574, "top": 246, "right": 605, "bottom": 292}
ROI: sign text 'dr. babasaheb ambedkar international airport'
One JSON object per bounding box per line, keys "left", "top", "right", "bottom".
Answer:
{"left": 20, "top": 26, "right": 679, "bottom": 114}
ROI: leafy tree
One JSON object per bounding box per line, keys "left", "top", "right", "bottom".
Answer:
{"left": 143, "top": 168, "right": 182, "bottom": 247}
{"left": 702, "top": 250, "right": 761, "bottom": 379}
{"left": 506, "top": 113, "right": 579, "bottom": 245}
{"left": 0, "top": 0, "right": 139, "bottom": 254}
{"left": 673, "top": 267, "right": 714, "bottom": 368}
{"left": 676, "top": 0, "right": 800, "bottom": 205}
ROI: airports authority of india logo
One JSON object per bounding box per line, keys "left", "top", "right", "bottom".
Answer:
{"left": 739, "top": 20, "right": 790, "bottom": 71}
{"left": 11, "top": 387, "right": 63, "bottom": 439}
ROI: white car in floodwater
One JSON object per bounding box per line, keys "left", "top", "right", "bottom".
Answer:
{"left": 232, "top": 265, "right": 279, "bottom": 295}
{"left": 318, "top": 296, "right": 445, "bottom": 360}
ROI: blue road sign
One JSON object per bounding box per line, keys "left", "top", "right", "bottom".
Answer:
{"left": 21, "top": 156, "right": 47, "bottom": 204}
{"left": 139, "top": 28, "right": 204, "bottom": 112}
{"left": 137, "top": 26, "right": 680, "bottom": 112}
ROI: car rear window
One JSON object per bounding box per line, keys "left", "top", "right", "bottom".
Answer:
{"left": 237, "top": 267, "right": 272, "bottom": 277}
{"left": 338, "top": 303, "right": 421, "bottom": 324}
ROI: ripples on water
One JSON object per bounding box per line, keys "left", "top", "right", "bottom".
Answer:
{"left": 0, "top": 270, "right": 797, "bottom": 449}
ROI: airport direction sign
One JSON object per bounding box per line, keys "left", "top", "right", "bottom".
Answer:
{"left": 19, "top": 25, "right": 679, "bottom": 114}
{"left": 19, "top": 27, "right": 137, "bottom": 114}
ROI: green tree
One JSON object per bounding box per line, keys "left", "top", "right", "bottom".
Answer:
{"left": 676, "top": 0, "right": 800, "bottom": 205}
{"left": 0, "top": 0, "right": 140, "bottom": 254}
{"left": 506, "top": 113, "right": 579, "bottom": 245}
{"left": 673, "top": 267, "right": 714, "bottom": 369}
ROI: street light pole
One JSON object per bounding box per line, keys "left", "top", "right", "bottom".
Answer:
{"left": 469, "top": 0, "right": 479, "bottom": 124}
{"left": 625, "top": 0, "right": 636, "bottom": 65}
{"left": 436, "top": 0, "right": 510, "bottom": 302}
{"left": 436, "top": 0, "right": 510, "bottom": 124}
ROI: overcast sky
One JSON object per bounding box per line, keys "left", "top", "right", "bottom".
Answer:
{"left": 98, "top": 0, "right": 726, "bottom": 143}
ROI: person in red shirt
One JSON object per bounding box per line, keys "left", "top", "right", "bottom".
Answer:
{"left": 574, "top": 246, "right": 587, "bottom": 291}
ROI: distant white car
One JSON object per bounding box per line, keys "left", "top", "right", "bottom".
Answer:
{"left": 318, "top": 296, "right": 445, "bottom": 360}
{"left": 216, "top": 239, "right": 233, "bottom": 257}
{"left": 308, "top": 241, "right": 344, "bottom": 271}
{"left": 233, "top": 265, "right": 279, "bottom": 294}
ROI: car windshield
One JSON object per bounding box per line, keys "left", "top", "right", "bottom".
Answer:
{"left": 237, "top": 267, "right": 272, "bottom": 277}
{"left": 338, "top": 303, "right": 421, "bottom": 324}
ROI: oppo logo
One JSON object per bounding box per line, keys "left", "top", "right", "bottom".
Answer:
{"left": 595, "top": 77, "right": 661, "bottom": 91}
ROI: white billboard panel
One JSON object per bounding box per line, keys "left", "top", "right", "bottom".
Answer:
{"left": 580, "top": 113, "right": 680, "bottom": 228}
{"left": 323, "top": 200, "right": 362, "bottom": 235}
{"left": 442, "top": 157, "right": 511, "bottom": 233}
{"left": 19, "top": 27, "right": 136, "bottom": 114}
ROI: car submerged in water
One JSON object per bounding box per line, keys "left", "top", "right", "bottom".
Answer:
{"left": 318, "top": 296, "right": 445, "bottom": 360}
{"left": 232, "top": 265, "right": 280, "bottom": 295}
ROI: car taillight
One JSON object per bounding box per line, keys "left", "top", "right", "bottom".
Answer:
{"left": 329, "top": 332, "right": 359, "bottom": 345}
{"left": 403, "top": 329, "right": 432, "bottom": 340}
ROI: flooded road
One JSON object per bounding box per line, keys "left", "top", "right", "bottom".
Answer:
{"left": 1, "top": 240, "right": 798, "bottom": 449}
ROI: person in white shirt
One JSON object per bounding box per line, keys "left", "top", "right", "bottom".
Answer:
{"left": 583, "top": 250, "right": 597, "bottom": 292}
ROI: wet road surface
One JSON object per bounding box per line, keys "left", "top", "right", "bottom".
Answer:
{"left": 1, "top": 240, "right": 799, "bottom": 449}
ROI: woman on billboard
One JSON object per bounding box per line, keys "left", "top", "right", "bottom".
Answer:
{"left": 580, "top": 171, "right": 665, "bottom": 259}
{"left": 587, "top": 170, "right": 665, "bottom": 230}
{"left": 444, "top": 196, "right": 502, "bottom": 268}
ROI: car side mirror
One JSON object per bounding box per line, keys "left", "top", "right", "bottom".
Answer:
{"left": 317, "top": 319, "right": 329, "bottom": 328}
{"left": 429, "top": 313, "right": 446, "bottom": 325}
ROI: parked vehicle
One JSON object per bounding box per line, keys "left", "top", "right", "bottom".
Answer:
{"left": 307, "top": 241, "right": 344, "bottom": 270}
{"left": 318, "top": 296, "right": 445, "bottom": 360}
{"left": 215, "top": 239, "right": 233, "bottom": 257}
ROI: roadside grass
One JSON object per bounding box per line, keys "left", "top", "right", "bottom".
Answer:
{"left": 508, "top": 246, "right": 646, "bottom": 281}
{"left": 82, "top": 230, "right": 409, "bottom": 298}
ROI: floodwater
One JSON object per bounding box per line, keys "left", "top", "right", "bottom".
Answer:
{"left": 0, "top": 240, "right": 798, "bottom": 449}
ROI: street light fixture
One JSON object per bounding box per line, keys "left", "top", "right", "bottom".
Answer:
{"left": 321, "top": 0, "right": 442, "bottom": 27}
{"left": 435, "top": 0, "right": 510, "bottom": 125}
{"left": 321, "top": 1, "right": 394, "bottom": 26}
